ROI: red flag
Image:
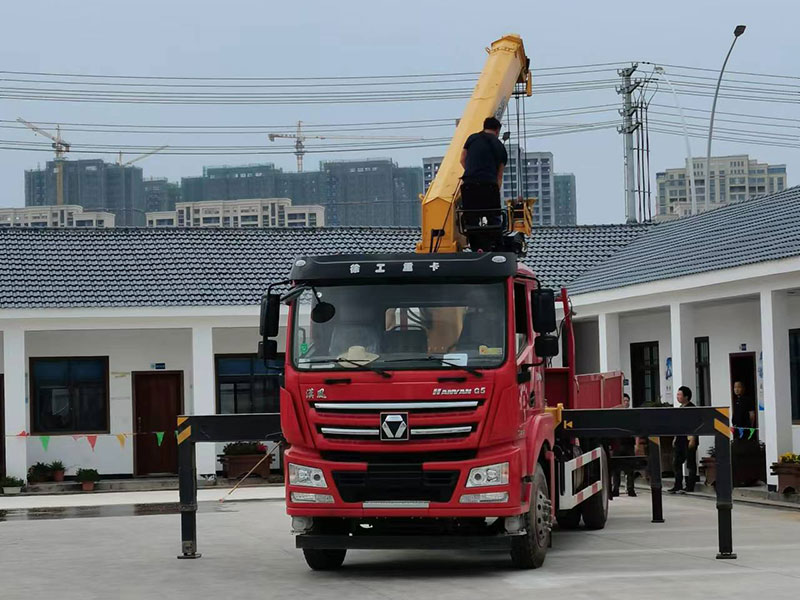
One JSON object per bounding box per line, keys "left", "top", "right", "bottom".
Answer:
{"left": 17, "top": 430, "right": 28, "bottom": 437}
{"left": 86, "top": 435, "right": 98, "bottom": 451}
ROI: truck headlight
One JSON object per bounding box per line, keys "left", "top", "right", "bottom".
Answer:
{"left": 288, "top": 463, "right": 328, "bottom": 488}
{"left": 466, "top": 462, "right": 509, "bottom": 487}
{"left": 460, "top": 492, "right": 509, "bottom": 504}
{"left": 290, "top": 492, "right": 335, "bottom": 504}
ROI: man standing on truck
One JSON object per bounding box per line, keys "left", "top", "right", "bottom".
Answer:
{"left": 459, "top": 116, "right": 508, "bottom": 251}
{"left": 669, "top": 386, "right": 698, "bottom": 493}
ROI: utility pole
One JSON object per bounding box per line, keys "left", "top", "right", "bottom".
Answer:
{"left": 617, "top": 64, "right": 640, "bottom": 223}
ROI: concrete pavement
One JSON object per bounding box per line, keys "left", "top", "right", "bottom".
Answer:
{"left": 0, "top": 484, "right": 284, "bottom": 510}
{"left": 2, "top": 492, "right": 800, "bottom": 600}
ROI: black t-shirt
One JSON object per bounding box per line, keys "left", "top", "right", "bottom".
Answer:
{"left": 732, "top": 395, "right": 755, "bottom": 428}
{"left": 674, "top": 400, "right": 697, "bottom": 449}
{"left": 463, "top": 132, "right": 508, "bottom": 183}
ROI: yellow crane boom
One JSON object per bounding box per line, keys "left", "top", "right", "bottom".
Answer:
{"left": 416, "top": 34, "right": 532, "bottom": 254}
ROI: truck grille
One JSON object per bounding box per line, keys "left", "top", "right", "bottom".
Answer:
{"left": 309, "top": 397, "right": 485, "bottom": 445}
{"left": 319, "top": 424, "right": 475, "bottom": 441}
{"left": 333, "top": 466, "right": 459, "bottom": 503}
{"left": 311, "top": 400, "right": 482, "bottom": 414}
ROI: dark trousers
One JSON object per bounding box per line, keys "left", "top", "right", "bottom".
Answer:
{"left": 612, "top": 443, "right": 636, "bottom": 495}
{"left": 460, "top": 181, "right": 503, "bottom": 252}
{"left": 673, "top": 445, "right": 697, "bottom": 490}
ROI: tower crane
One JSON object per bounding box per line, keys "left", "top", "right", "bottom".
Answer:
{"left": 17, "top": 117, "right": 71, "bottom": 206}
{"left": 268, "top": 120, "right": 423, "bottom": 172}
{"left": 115, "top": 145, "right": 168, "bottom": 226}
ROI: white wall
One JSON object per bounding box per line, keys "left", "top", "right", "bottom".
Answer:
{"left": 618, "top": 310, "right": 671, "bottom": 404}
{"left": 23, "top": 328, "right": 193, "bottom": 475}
{"left": 573, "top": 320, "right": 600, "bottom": 374}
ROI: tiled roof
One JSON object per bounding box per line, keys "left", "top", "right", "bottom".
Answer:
{"left": 569, "top": 186, "right": 800, "bottom": 295}
{"left": 0, "top": 224, "right": 648, "bottom": 309}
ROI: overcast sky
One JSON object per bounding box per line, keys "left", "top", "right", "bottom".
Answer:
{"left": 2, "top": 0, "right": 798, "bottom": 224}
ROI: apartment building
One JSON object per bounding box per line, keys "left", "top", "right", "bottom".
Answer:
{"left": 0, "top": 204, "right": 115, "bottom": 228}
{"left": 657, "top": 155, "right": 787, "bottom": 218}
{"left": 145, "top": 198, "right": 325, "bottom": 228}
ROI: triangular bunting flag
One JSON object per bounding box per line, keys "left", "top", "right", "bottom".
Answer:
{"left": 174, "top": 430, "right": 179, "bottom": 438}
{"left": 40, "top": 435, "right": 51, "bottom": 451}
{"left": 17, "top": 430, "right": 28, "bottom": 437}
{"left": 155, "top": 431, "right": 165, "bottom": 447}
{"left": 738, "top": 428, "right": 745, "bottom": 439}
{"left": 86, "top": 435, "right": 98, "bottom": 451}
{"left": 116, "top": 434, "right": 127, "bottom": 449}
{"left": 748, "top": 428, "right": 755, "bottom": 440}
{"left": 72, "top": 435, "right": 83, "bottom": 441}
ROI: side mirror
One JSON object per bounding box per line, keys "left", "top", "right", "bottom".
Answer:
{"left": 258, "top": 339, "right": 278, "bottom": 362}
{"left": 260, "top": 293, "right": 281, "bottom": 338}
{"left": 531, "top": 288, "right": 557, "bottom": 334}
{"left": 534, "top": 334, "right": 559, "bottom": 358}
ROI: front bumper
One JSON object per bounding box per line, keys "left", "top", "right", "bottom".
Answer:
{"left": 285, "top": 444, "right": 527, "bottom": 518}
{"left": 296, "top": 532, "right": 524, "bottom": 550}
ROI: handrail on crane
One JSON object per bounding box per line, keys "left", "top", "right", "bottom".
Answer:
{"left": 415, "top": 34, "right": 533, "bottom": 255}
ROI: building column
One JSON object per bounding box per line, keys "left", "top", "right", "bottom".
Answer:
{"left": 760, "top": 289, "right": 792, "bottom": 489}
{"left": 3, "top": 328, "right": 28, "bottom": 480}
{"left": 669, "top": 302, "right": 695, "bottom": 406}
{"left": 191, "top": 324, "right": 217, "bottom": 478}
{"left": 598, "top": 312, "right": 620, "bottom": 373}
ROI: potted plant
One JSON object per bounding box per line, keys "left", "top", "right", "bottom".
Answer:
{"left": 1, "top": 476, "right": 25, "bottom": 495}
{"left": 28, "top": 461, "right": 53, "bottom": 483}
{"left": 49, "top": 460, "right": 66, "bottom": 482}
{"left": 219, "top": 442, "right": 273, "bottom": 479}
{"left": 76, "top": 468, "right": 100, "bottom": 492}
{"left": 701, "top": 445, "right": 717, "bottom": 487}
{"left": 771, "top": 452, "right": 800, "bottom": 494}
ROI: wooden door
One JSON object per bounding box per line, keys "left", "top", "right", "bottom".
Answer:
{"left": 728, "top": 352, "right": 758, "bottom": 430}
{"left": 133, "top": 372, "right": 182, "bottom": 476}
{"left": 630, "top": 341, "right": 660, "bottom": 407}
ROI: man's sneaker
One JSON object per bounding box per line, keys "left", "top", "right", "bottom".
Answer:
{"left": 667, "top": 487, "right": 682, "bottom": 494}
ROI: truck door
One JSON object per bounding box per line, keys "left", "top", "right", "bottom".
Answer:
{"left": 513, "top": 281, "right": 534, "bottom": 414}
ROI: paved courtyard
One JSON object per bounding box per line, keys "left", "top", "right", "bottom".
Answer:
{"left": 1, "top": 493, "right": 800, "bottom": 600}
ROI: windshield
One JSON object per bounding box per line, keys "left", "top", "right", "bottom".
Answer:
{"left": 291, "top": 282, "right": 506, "bottom": 371}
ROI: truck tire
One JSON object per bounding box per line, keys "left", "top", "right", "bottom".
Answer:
{"left": 302, "top": 548, "right": 346, "bottom": 571}
{"left": 510, "top": 463, "right": 550, "bottom": 569}
{"left": 581, "top": 447, "right": 609, "bottom": 530}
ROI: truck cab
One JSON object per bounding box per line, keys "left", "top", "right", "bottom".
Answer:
{"left": 262, "top": 252, "right": 563, "bottom": 569}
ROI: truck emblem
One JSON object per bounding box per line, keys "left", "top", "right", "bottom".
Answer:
{"left": 305, "top": 389, "right": 314, "bottom": 399}
{"left": 316, "top": 388, "right": 327, "bottom": 399}
{"left": 380, "top": 413, "right": 409, "bottom": 441}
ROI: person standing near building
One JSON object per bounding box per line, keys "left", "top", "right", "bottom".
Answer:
{"left": 611, "top": 393, "right": 637, "bottom": 497}
{"left": 731, "top": 381, "right": 756, "bottom": 429}
{"left": 669, "top": 386, "right": 698, "bottom": 493}
{"left": 459, "top": 117, "right": 508, "bottom": 251}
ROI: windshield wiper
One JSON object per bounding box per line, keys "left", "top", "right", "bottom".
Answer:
{"left": 297, "top": 357, "right": 391, "bottom": 378}
{"left": 383, "top": 356, "right": 484, "bottom": 378}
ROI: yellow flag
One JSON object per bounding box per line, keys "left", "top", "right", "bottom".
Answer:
{"left": 116, "top": 433, "right": 127, "bottom": 449}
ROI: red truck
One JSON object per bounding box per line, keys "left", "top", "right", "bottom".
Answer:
{"left": 261, "top": 252, "right": 618, "bottom": 570}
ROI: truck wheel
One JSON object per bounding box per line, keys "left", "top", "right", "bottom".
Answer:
{"left": 302, "top": 548, "right": 347, "bottom": 571}
{"left": 581, "top": 447, "right": 609, "bottom": 530}
{"left": 556, "top": 507, "right": 581, "bottom": 530}
{"left": 510, "top": 463, "right": 550, "bottom": 569}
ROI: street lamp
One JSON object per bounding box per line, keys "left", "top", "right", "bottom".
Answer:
{"left": 704, "top": 25, "right": 746, "bottom": 212}
{"left": 655, "top": 66, "right": 697, "bottom": 215}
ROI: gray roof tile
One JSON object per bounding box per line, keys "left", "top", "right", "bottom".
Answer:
{"left": 0, "top": 224, "right": 648, "bottom": 309}
{"left": 569, "top": 186, "right": 800, "bottom": 294}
